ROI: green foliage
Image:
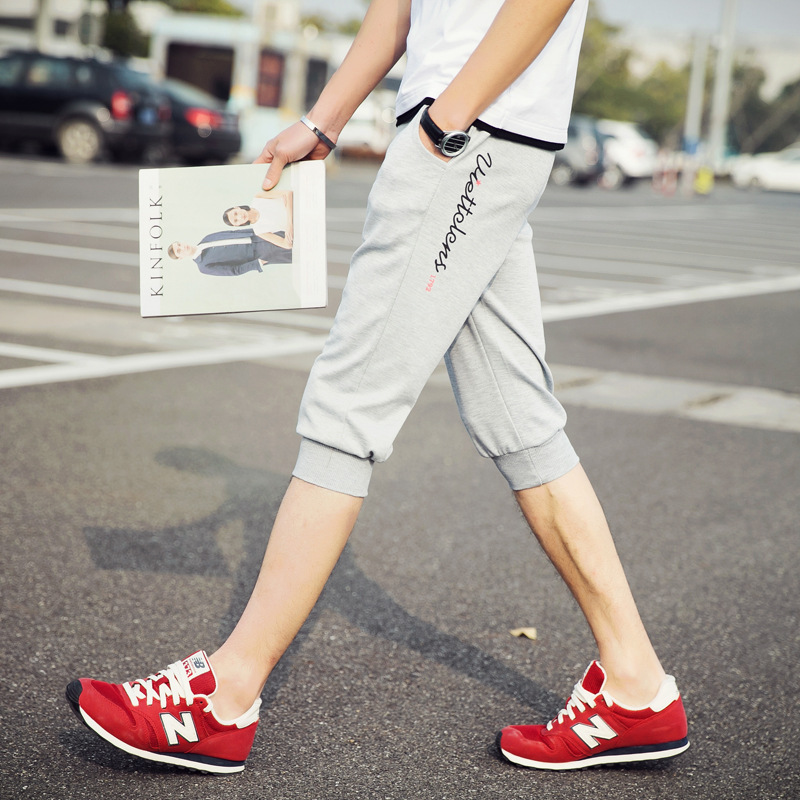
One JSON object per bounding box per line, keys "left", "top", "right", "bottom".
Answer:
{"left": 102, "top": 9, "right": 149, "bottom": 58}
{"left": 300, "top": 12, "right": 362, "bottom": 36}
{"left": 573, "top": 2, "right": 799, "bottom": 151}
{"left": 729, "top": 64, "right": 800, "bottom": 153}
{"left": 635, "top": 61, "right": 690, "bottom": 145}
{"left": 166, "top": 0, "right": 243, "bottom": 16}
{"left": 573, "top": 3, "right": 688, "bottom": 144}
{"left": 573, "top": 4, "right": 631, "bottom": 111}
{"left": 300, "top": 14, "right": 331, "bottom": 32}
{"left": 337, "top": 18, "right": 363, "bottom": 36}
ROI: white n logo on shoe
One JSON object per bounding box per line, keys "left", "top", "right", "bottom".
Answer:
{"left": 160, "top": 712, "right": 199, "bottom": 746}
{"left": 571, "top": 714, "right": 618, "bottom": 748}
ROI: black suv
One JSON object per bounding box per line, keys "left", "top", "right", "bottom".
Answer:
{"left": 0, "top": 51, "right": 171, "bottom": 163}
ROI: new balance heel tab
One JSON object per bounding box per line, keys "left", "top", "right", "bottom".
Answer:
{"left": 649, "top": 675, "right": 680, "bottom": 712}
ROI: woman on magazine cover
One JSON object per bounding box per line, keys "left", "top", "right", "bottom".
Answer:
{"left": 67, "top": 0, "right": 689, "bottom": 776}
{"left": 223, "top": 189, "right": 294, "bottom": 243}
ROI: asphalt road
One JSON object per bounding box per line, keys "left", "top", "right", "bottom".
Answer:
{"left": 0, "top": 152, "right": 798, "bottom": 800}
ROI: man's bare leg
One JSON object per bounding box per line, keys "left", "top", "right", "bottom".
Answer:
{"left": 208, "top": 464, "right": 661, "bottom": 718}
{"left": 515, "top": 463, "right": 666, "bottom": 707}
{"left": 209, "top": 477, "right": 362, "bottom": 720}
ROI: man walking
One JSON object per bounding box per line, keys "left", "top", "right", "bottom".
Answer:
{"left": 67, "top": 0, "right": 688, "bottom": 775}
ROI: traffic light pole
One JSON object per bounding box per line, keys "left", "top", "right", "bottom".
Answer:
{"left": 708, "top": 0, "right": 739, "bottom": 173}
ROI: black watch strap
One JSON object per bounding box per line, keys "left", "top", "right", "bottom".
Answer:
{"left": 420, "top": 107, "right": 470, "bottom": 157}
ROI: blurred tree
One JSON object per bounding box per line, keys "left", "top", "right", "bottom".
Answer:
{"left": 101, "top": 0, "right": 242, "bottom": 56}
{"left": 102, "top": 0, "right": 242, "bottom": 14}
{"left": 573, "top": 2, "right": 689, "bottom": 144}
{"left": 573, "top": 2, "right": 635, "bottom": 118}
{"left": 300, "top": 14, "right": 331, "bottom": 32}
{"left": 728, "top": 63, "right": 770, "bottom": 153}
{"left": 166, "top": 0, "right": 243, "bottom": 15}
{"left": 730, "top": 64, "right": 800, "bottom": 154}
{"left": 337, "top": 17, "right": 363, "bottom": 36}
{"left": 301, "top": 8, "right": 363, "bottom": 36}
{"left": 759, "top": 79, "right": 800, "bottom": 151}
{"left": 635, "top": 61, "right": 690, "bottom": 145}
{"left": 102, "top": 8, "right": 149, "bottom": 57}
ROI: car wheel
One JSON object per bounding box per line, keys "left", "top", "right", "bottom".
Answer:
{"left": 550, "top": 161, "right": 574, "bottom": 186}
{"left": 139, "top": 143, "right": 169, "bottom": 166}
{"left": 601, "top": 164, "right": 625, "bottom": 190}
{"left": 57, "top": 119, "right": 103, "bottom": 164}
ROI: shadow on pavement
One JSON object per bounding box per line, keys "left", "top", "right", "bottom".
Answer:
{"left": 82, "top": 446, "right": 560, "bottom": 719}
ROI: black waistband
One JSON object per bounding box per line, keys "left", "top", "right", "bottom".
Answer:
{"left": 395, "top": 98, "right": 564, "bottom": 152}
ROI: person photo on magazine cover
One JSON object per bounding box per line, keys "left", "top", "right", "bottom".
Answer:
{"left": 166, "top": 228, "right": 293, "bottom": 277}
{"left": 222, "top": 189, "right": 294, "bottom": 245}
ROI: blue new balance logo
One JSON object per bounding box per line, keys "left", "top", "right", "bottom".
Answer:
{"left": 571, "top": 715, "right": 618, "bottom": 748}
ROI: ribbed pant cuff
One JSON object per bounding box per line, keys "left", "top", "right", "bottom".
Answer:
{"left": 292, "top": 438, "right": 374, "bottom": 498}
{"left": 493, "top": 429, "right": 580, "bottom": 490}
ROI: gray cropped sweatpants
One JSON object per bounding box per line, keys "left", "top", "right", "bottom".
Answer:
{"left": 293, "top": 107, "right": 579, "bottom": 497}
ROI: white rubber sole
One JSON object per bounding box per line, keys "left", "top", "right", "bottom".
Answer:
{"left": 77, "top": 706, "right": 245, "bottom": 775}
{"left": 501, "top": 738, "right": 690, "bottom": 770}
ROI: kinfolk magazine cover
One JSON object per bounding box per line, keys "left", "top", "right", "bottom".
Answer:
{"left": 139, "top": 160, "right": 327, "bottom": 317}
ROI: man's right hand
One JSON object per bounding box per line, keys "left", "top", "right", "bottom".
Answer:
{"left": 254, "top": 121, "right": 335, "bottom": 190}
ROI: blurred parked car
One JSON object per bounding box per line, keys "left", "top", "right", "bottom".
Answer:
{"left": 0, "top": 51, "right": 171, "bottom": 164}
{"left": 596, "top": 119, "right": 658, "bottom": 188}
{"left": 550, "top": 114, "right": 604, "bottom": 186}
{"left": 730, "top": 146, "right": 800, "bottom": 192}
{"left": 158, "top": 78, "right": 241, "bottom": 165}
{"left": 336, "top": 91, "right": 396, "bottom": 158}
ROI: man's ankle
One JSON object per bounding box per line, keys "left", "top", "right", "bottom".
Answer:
{"left": 208, "top": 650, "right": 266, "bottom": 721}
{"left": 602, "top": 661, "right": 667, "bottom": 709}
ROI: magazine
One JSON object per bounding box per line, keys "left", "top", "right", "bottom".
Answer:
{"left": 139, "top": 161, "right": 327, "bottom": 317}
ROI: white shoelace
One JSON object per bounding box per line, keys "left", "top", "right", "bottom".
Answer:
{"left": 547, "top": 680, "right": 609, "bottom": 731}
{"left": 122, "top": 660, "right": 194, "bottom": 709}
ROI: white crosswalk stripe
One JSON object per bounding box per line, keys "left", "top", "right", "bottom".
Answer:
{"left": 0, "top": 197, "right": 798, "bottom": 432}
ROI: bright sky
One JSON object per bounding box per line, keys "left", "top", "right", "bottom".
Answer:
{"left": 299, "top": 0, "right": 800, "bottom": 37}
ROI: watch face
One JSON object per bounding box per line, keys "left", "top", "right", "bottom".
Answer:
{"left": 440, "top": 131, "right": 470, "bottom": 156}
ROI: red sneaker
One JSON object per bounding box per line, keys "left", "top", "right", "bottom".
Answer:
{"left": 66, "top": 650, "right": 260, "bottom": 774}
{"left": 499, "top": 661, "right": 689, "bottom": 770}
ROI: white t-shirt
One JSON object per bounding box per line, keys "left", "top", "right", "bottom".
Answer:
{"left": 395, "top": 0, "right": 589, "bottom": 145}
{"left": 250, "top": 196, "right": 288, "bottom": 235}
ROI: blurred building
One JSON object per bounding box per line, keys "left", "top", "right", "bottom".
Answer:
{"left": 0, "top": 0, "right": 402, "bottom": 160}
{"left": 0, "top": 0, "right": 172, "bottom": 55}
{"left": 148, "top": 1, "right": 402, "bottom": 159}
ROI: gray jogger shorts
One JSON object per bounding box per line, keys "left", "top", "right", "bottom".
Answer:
{"left": 293, "top": 108, "right": 579, "bottom": 497}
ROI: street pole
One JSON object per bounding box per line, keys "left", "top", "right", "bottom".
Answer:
{"left": 684, "top": 34, "right": 708, "bottom": 157}
{"left": 34, "top": 0, "right": 54, "bottom": 52}
{"left": 708, "top": 0, "right": 739, "bottom": 173}
{"left": 681, "top": 34, "right": 709, "bottom": 195}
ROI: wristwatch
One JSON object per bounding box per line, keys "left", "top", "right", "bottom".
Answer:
{"left": 420, "top": 107, "right": 471, "bottom": 157}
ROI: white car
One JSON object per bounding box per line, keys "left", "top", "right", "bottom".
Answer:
{"left": 336, "top": 91, "right": 397, "bottom": 157}
{"left": 731, "top": 146, "right": 800, "bottom": 192}
{"left": 596, "top": 119, "right": 658, "bottom": 188}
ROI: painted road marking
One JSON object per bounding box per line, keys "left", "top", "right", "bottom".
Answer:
{"left": 0, "top": 342, "right": 109, "bottom": 364}
{"left": 550, "top": 364, "right": 800, "bottom": 434}
{"left": 0, "top": 334, "right": 329, "bottom": 390}
{"left": 541, "top": 274, "right": 800, "bottom": 322}
{"left": 0, "top": 277, "right": 336, "bottom": 329}
{"left": 0, "top": 237, "right": 138, "bottom": 266}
